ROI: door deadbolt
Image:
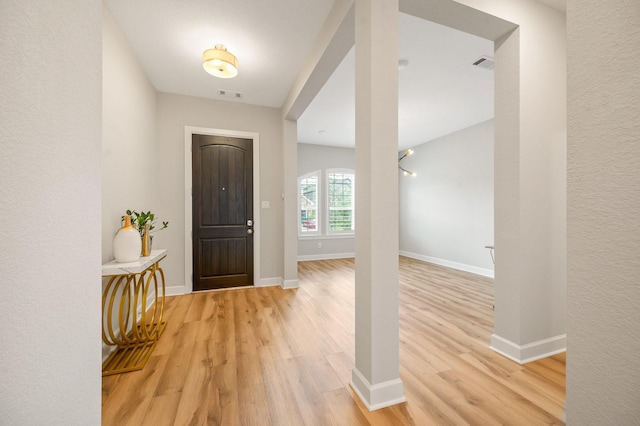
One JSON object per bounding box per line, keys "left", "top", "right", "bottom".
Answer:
{"left": 247, "top": 220, "right": 253, "bottom": 226}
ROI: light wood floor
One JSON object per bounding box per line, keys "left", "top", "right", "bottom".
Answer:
{"left": 102, "top": 257, "right": 565, "bottom": 425}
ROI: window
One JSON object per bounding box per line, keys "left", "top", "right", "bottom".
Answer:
{"left": 298, "top": 169, "right": 355, "bottom": 237}
{"left": 327, "top": 169, "right": 355, "bottom": 234}
{"left": 298, "top": 171, "right": 319, "bottom": 234}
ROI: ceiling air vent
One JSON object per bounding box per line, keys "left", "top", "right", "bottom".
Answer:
{"left": 217, "top": 89, "right": 243, "bottom": 99}
{"left": 472, "top": 56, "right": 495, "bottom": 70}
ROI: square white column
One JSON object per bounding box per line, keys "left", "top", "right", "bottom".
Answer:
{"left": 351, "top": 0, "right": 405, "bottom": 411}
{"left": 283, "top": 118, "right": 299, "bottom": 289}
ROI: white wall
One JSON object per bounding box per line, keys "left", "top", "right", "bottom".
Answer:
{"left": 157, "top": 93, "right": 284, "bottom": 290}
{"left": 102, "top": 7, "right": 158, "bottom": 262}
{"left": 567, "top": 0, "right": 640, "bottom": 423}
{"left": 297, "top": 143, "right": 355, "bottom": 259}
{"left": 298, "top": 143, "right": 355, "bottom": 179}
{"left": 399, "top": 120, "right": 494, "bottom": 277}
{"left": 0, "top": 1, "right": 102, "bottom": 424}
{"left": 101, "top": 5, "right": 160, "bottom": 358}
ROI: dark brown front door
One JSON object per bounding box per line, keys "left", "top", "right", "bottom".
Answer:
{"left": 192, "top": 134, "right": 253, "bottom": 291}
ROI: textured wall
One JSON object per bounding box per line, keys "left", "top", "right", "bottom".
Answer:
{"left": 399, "top": 120, "right": 495, "bottom": 275}
{"left": 0, "top": 1, "right": 102, "bottom": 424}
{"left": 567, "top": 0, "right": 640, "bottom": 423}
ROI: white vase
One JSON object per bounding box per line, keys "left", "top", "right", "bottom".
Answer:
{"left": 113, "top": 215, "right": 141, "bottom": 263}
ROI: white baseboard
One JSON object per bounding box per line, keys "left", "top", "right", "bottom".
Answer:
{"left": 102, "top": 343, "right": 116, "bottom": 362}
{"left": 297, "top": 252, "right": 355, "bottom": 261}
{"left": 350, "top": 368, "right": 406, "bottom": 411}
{"left": 399, "top": 250, "right": 494, "bottom": 278}
{"left": 165, "top": 285, "right": 186, "bottom": 296}
{"left": 490, "top": 333, "right": 566, "bottom": 364}
{"left": 257, "top": 276, "right": 282, "bottom": 287}
{"left": 282, "top": 279, "right": 299, "bottom": 289}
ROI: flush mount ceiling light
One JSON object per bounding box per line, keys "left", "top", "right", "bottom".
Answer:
{"left": 202, "top": 44, "right": 238, "bottom": 78}
{"left": 398, "top": 149, "right": 417, "bottom": 177}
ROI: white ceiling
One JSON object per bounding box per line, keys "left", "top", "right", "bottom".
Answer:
{"left": 104, "top": 1, "right": 500, "bottom": 151}
{"left": 298, "top": 13, "right": 494, "bottom": 149}
{"left": 104, "top": 0, "right": 335, "bottom": 107}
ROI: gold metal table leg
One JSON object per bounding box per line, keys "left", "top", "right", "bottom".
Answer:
{"left": 102, "top": 257, "right": 166, "bottom": 376}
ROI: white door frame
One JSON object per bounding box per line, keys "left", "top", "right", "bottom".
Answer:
{"left": 184, "top": 126, "right": 260, "bottom": 293}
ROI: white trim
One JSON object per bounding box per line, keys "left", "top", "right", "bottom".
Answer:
{"left": 399, "top": 250, "right": 495, "bottom": 278}
{"left": 282, "top": 279, "right": 299, "bottom": 289}
{"left": 350, "top": 368, "right": 406, "bottom": 411}
{"left": 165, "top": 285, "right": 186, "bottom": 296}
{"left": 490, "top": 333, "right": 567, "bottom": 364}
{"left": 298, "top": 170, "right": 321, "bottom": 237}
{"left": 256, "top": 277, "right": 282, "bottom": 288}
{"left": 325, "top": 168, "right": 355, "bottom": 236}
{"left": 298, "top": 234, "right": 354, "bottom": 241}
{"left": 297, "top": 252, "right": 354, "bottom": 261}
{"left": 102, "top": 345, "right": 115, "bottom": 362}
{"left": 184, "top": 126, "right": 261, "bottom": 294}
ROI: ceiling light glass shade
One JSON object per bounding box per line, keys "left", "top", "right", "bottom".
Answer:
{"left": 202, "top": 44, "right": 238, "bottom": 78}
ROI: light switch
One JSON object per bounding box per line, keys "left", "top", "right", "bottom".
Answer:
{"left": 261, "top": 201, "right": 270, "bottom": 209}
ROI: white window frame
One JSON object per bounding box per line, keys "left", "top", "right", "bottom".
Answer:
{"left": 325, "top": 168, "right": 355, "bottom": 235}
{"left": 298, "top": 170, "right": 321, "bottom": 236}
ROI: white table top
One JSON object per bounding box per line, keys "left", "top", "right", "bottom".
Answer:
{"left": 102, "top": 249, "right": 168, "bottom": 276}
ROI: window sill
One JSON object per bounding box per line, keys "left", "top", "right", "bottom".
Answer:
{"left": 298, "top": 234, "right": 354, "bottom": 241}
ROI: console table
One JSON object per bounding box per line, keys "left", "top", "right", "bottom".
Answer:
{"left": 101, "top": 249, "right": 167, "bottom": 376}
